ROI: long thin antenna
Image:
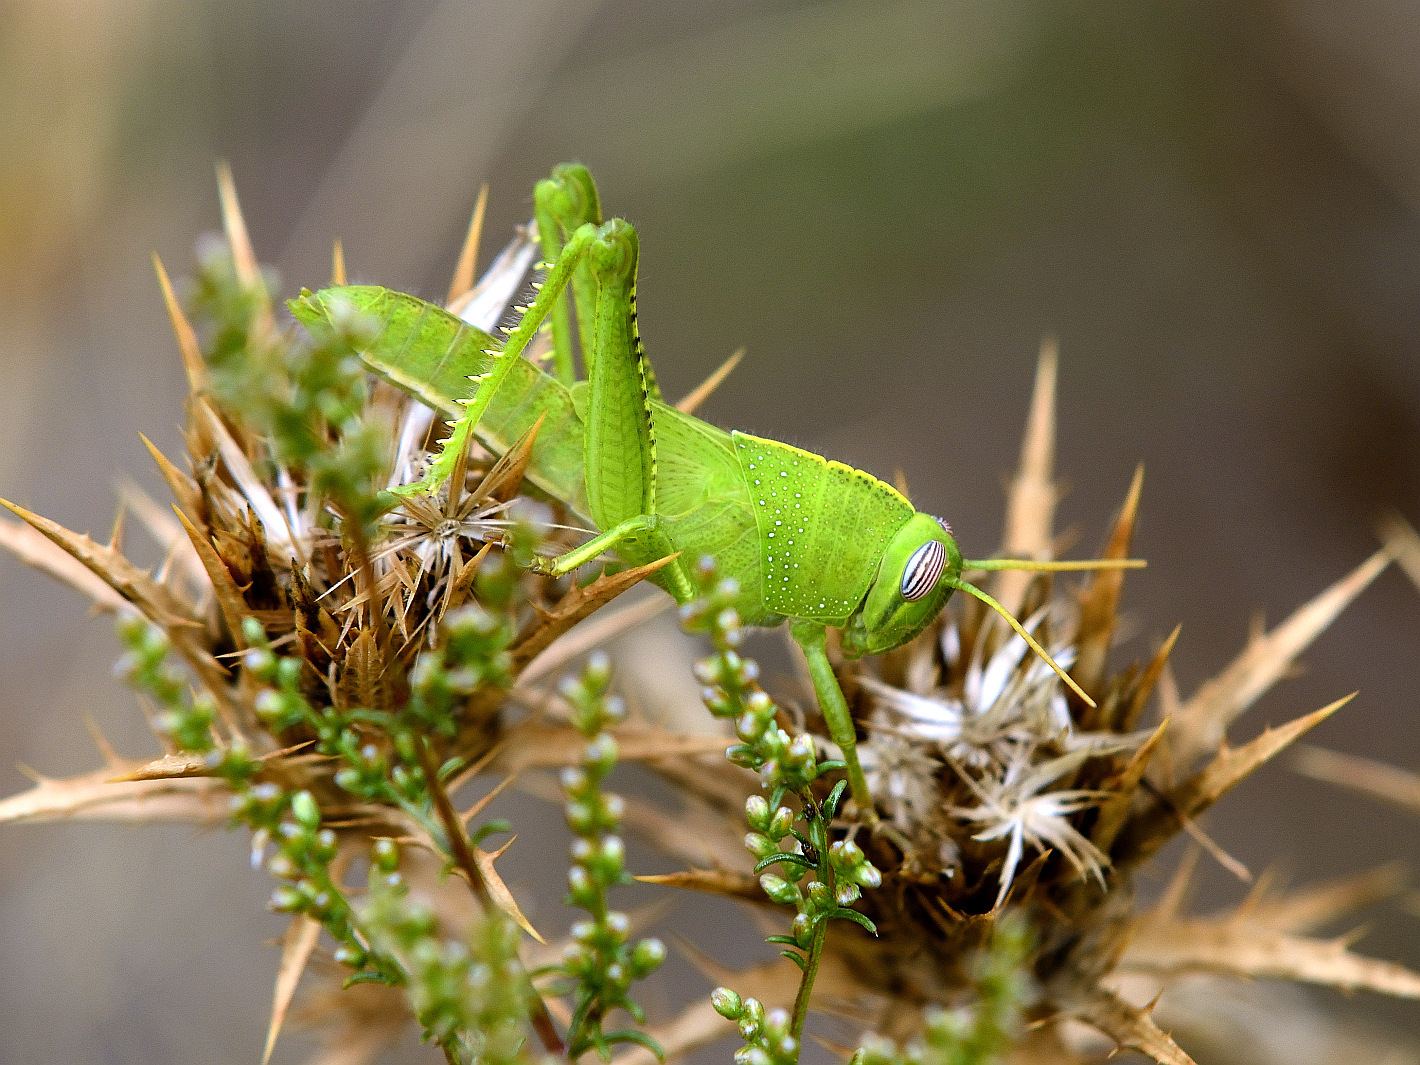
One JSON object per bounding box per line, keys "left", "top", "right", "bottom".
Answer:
{"left": 964, "top": 557, "right": 1145, "bottom": 572}
{"left": 948, "top": 578, "right": 1097, "bottom": 708}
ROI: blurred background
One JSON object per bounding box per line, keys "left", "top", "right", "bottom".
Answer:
{"left": 1, "top": 0, "right": 1418, "bottom": 1060}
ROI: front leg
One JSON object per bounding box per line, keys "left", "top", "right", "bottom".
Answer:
{"left": 533, "top": 164, "right": 602, "bottom": 385}
{"left": 790, "top": 620, "right": 877, "bottom": 824}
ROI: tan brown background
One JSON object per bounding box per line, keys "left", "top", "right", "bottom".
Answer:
{"left": 0, "top": 1, "right": 1418, "bottom": 1061}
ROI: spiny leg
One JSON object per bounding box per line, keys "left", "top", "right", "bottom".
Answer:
{"left": 533, "top": 164, "right": 602, "bottom": 385}
{"left": 790, "top": 620, "right": 877, "bottom": 823}
{"left": 411, "top": 221, "right": 605, "bottom": 496}
{"left": 527, "top": 515, "right": 659, "bottom": 575}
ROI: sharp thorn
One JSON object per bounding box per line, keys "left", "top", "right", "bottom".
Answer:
{"left": 447, "top": 183, "right": 489, "bottom": 304}
{"left": 330, "top": 239, "right": 346, "bottom": 286}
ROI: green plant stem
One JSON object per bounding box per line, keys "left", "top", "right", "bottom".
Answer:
{"left": 789, "top": 805, "right": 834, "bottom": 1043}
{"left": 415, "top": 739, "right": 566, "bottom": 1057}
{"left": 790, "top": 903, "right": 828, "bottom": 1043}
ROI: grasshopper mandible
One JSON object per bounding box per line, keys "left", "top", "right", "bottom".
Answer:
{"left": 290, "top": 164, "right": 1142, "bottom": 820}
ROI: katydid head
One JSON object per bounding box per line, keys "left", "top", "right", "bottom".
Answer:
{"left": 842, "top": 516, "right": 1146, "bottom": 707}
{"left": 840, "top": 513, "right": 963, "bottom": 657}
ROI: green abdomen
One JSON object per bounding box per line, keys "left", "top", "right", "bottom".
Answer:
{"left": 636, "top": 404, "right": 766, "bottom": 618}
{"left": 731, "top": 431, "right": 914, "bottom": 625}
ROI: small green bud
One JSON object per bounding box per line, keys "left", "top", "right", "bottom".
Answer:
{"left": 588, "top": 835, "right": 625, "bottom": 881}
{"left": 331, "top": 944, "right": 364, "bottom": 968}
{"left": 792, "top": 911, "right": 815, "bottom": 949}
{"left": 852, "top": 1035, "right": 898, "bottom": 1065}
{"left": 767, "top": 805, "right": 795, "bottom": 840}
{"left": 835, "top": 881, "right": 862, "bottom": 906}
{"left": 241, "top": 616, "right": 266, "bottom": 645}
{"left": 584, "top": 650, "right": 611, "bottom": 690}
{"left": 704, "top": 690, "right": 733, "bottom": 717}
{"left": 583, "top": 733, "right": 618, "bottom": 777}
{"left": 744, "top": 794, "right": 771, "bottom": 831}
{"left": 759, "top": 874, "right": 801, "bottom": 906}
{"left": 630, "top": 937, "right": 666, "bottom": 977}
{"left": 744, "top": 832, "right": 779, "bottom": 860}
{"left": 604, "top": 961, "right": 628, "bottom": 991}
{"left": 276, "top": 656, "right": 303, "bottom": 688}
{"left": 566, "top": 865, "right": 597, "bottom": 908}
{"left": 570, "top": 919, "right": 597, "bottom": 944}
{"left": 565, "top": 800, "right": 597, "bottom": 836}
{"left": 744, "top": 691, "right": 773, "bottom": 720}
{"left": 786, "top": 734, "right": 815, "bottom": 768}
{"left": 270, "top": 885, "right": 304, "bottom": 912}
{"left": 244, "top": 647, "right": 276, "bottom": 677}
{"left": 291, "top": 791, "right": 320, "bottom": 830}
{"left": 371, "top": 838, "right": 399, "bottom": 872}
{"left": 603, "top": 693, "right": 627, "bottom": 726}
{"left": 710, "top": 987, "right": 743, "bottom": 1019}
{"left": 763, "top": 1008, "right": 791, "bottom": 1038}
{"left": 923, "top": 1006, "right": 971, "bottom": 1044}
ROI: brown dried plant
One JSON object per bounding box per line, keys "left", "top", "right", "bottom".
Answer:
{"left": 0, "top": 172, "right": 1416, "bottom": 1065}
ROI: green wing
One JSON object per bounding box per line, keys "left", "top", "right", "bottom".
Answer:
{"left": 289, "top": 286, "right": 589, "bottom": 518}
{"left": 732, "top": 431, "right": 914, "bottom": 624}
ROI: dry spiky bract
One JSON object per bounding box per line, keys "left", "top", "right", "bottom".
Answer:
{"left": 0, "top": 171, "right": 1417, "bottom": 1065}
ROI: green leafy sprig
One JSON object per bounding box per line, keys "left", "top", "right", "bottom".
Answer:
{"left": 545, "top": 652, "right": 667, "bottom": 1061}
{"left": 710, "top": 989, "right": 800, "bottom": 1065}
{"left": 360, "top": 841, "right": 544, "bottom": 1065}
{"left": 117, "top": 615, "right": 402, "bottom": 982}
{"left": 682, "top": 561, "right": 881, "bottom": 1049}
{"left": 118, "top": 605, "right": 530, "bottom": 996}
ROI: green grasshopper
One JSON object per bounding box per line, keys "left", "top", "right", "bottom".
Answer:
{"left": 290, "top": 164, "right": 1141, "bottom": 819}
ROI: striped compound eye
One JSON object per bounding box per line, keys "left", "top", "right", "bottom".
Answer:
{"left": 900, "top": 539, "right": 946, "bottom": 601}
